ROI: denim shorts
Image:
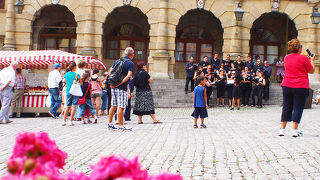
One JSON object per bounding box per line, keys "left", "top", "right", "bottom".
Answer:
{"left": 191, "top": 107, "right": 208, "bottom": 119}
{"left": 66, "top": 93, "right": 80, "bottom": 107}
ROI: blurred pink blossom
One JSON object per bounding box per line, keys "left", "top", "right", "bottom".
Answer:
{"left": 90, "top": 155, "right": 148, "bottom": 180}
{"left": 148, "top": 173, "right": 184, "bottom": 180}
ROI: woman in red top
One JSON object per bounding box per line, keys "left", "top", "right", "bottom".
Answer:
{"left": 278, "top": 39, "right": 315, "bottom": 137}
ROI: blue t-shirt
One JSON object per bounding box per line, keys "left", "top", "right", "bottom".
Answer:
{"left": 112, "top": 56, "right": 134, "bottom": 91}
{"left": 194, "top": 86, "right": 206, "bottom": 107}
{"left": 64, "top": 72, "right": 80, "bottom": 94}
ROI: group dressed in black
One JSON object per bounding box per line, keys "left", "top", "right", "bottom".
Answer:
{"left": 185, "top": 53, "right": 273, "bottom": 110}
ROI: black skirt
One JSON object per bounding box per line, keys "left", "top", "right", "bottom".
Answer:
{"left": 233, "top": 85, "right": 241, "bottom": 99}
{"left": 133, "top": 90, "right": 155, "bottom": 115}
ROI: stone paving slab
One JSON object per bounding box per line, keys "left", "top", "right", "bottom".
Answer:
{"left": 0, "top": 105, "right": 319, "bottom": 179}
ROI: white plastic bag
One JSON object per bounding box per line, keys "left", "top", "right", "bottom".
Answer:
{"left": 69, "top": 82, "right": 83, "bottom": 97}
{"left": 46, "top": 95, "right": 51, "bottom": 108}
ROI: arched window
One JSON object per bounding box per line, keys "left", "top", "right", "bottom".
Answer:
{"left": 250, "top": 12, "right": 297, "bottom": 63}
{"left": 250, "top": 28, "right": 280, "bottom": 63}
{"left": 0, "top": 0, "right": 4, "bottom": 9}
{"left": 41, "top": 22, "right": 77, "bottom": 53}
{"left": 174, "top": 9, "right": 223, "bottom": 62}
{"left": 175, "top": 26, "right": 214, "bottom": 62}
{"left": 106, "top": 24, "right": 148, "bottom": 61}
{"left": 33, "top": 5, "right": 77, "bottom": 53}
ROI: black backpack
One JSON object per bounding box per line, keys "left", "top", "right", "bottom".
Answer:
{"left": 109, "top": 58, "right": 130, "bottom": 86}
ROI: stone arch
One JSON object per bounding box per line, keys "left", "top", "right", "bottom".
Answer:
{"left": 32, "top": 4, "right": 77, "bottom": 52}
{"left": 175, "top": 9, "right": 224, "bottom": 62}
{"left": 250, "top": 12, "right": 298, "bottom": 63}
{"left": 102, "top": 6, "right": 150, "bottom": 68}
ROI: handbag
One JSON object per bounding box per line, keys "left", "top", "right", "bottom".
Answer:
{"left": 78, "top": 83, "right": 90, "bottom": 105}
{"left": 69, "top": 74, "right": 83, "bottom": 97}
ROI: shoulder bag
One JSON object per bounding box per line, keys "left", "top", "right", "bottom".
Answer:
{"left": 69, "top": 74, "right": 83, "bottom": 97}
{"left": 78, "top": 83, "right": 91, "bottom": 105}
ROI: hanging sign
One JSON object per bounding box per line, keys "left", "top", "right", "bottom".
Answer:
{"left": 197, "top": 0, "right": 204, "bottom": 9}
{"left": 272, "top": 0, "right": 280, "bottom": 11}
{"left": 52, "top": 0, "right": 59, "bottom": 5}
{"left": 124, "top": 0, "right": 131, "bottom": 6}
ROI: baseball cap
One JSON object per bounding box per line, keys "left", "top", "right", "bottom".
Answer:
{"left": 54, "top": 63, "right": 61, "bottom": 69}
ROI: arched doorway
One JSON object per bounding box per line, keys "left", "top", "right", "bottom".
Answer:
{"left": 103, "top": 6, "right": 150, "bottom": 68}
{"left": 175, "top": 9, "right": 223, "bottom": 62}
{"left": 250, "top": 12, "right": 297, "bottom": 63}
{"left": 32, "top": 5, "right": 77, "bottom": 53}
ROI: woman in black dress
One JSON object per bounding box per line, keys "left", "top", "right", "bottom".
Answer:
{"left": 215, "top": 70, "right": 226, "bottom": 106}
{"left": 132, "top": 62, "right": 162, "bottom": 124}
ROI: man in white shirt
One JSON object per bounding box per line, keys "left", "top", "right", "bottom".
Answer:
{"left": 0, "top": 61, "right": 18, "bottom": 124}
{"left": 47, "top": 63, "right": 62, "bottom": 118}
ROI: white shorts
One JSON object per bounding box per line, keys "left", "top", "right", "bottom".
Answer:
{"left": 111, "top": 88, "right": 128, "bottom": 109}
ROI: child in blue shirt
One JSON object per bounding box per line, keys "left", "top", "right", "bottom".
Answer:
{"left": 192, "top": 76, "right": 208, "bottom": 128}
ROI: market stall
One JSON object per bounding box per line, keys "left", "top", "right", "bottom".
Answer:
{"left": 0, "top": 50, "right": 107, "bottom": 115}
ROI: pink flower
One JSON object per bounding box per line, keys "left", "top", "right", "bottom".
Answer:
{"left": 64, "top": 171, "right": 90, "bottom": 180}
{"left": 148, "top": 173, "right": 184, "bottom": 180}
{"left": 10, "top": 132, "right": 67, "bottom": 170}
{"left": 90, "top": 155, "right": 148, "bottom": 180}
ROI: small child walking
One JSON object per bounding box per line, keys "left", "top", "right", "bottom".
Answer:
{"left": 79, "top": 73, "right": 98, "bottom": 124}
{"left": 192, "top": 76, "right": 209, "bottom": 128}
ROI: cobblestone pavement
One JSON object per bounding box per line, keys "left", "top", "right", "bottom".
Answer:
{"left": 0, "top": 105, "right": 319, "bottom": 179}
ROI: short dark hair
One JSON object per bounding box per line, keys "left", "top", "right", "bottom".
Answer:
{"left": 67, "top": 62, "right": 76, "bottom": 72}
{"left": 16, "top": 68, "right": 22, "bottom": 74}
{"left": 92, "top": 68, "right": 99, "bottom": 75}
{"left": 137, "top": 62, "right": 146, "bottom": 69}
{"left": 78, "top": 60, "right": 86, "bottom": 68}
{"left": 197, "top": 76, "right": 206, "bottom": 84}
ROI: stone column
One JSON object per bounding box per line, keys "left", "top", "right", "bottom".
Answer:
{"left": 229, "top": 1, "right": 243, "bottom": 59}
{"left": 79, "top": 0, "right": 97, "bottom": 56}
{"left": 150, "top": 0, "right": 170, "bottom": 79}
{"left": 305, "top": 3, "right": 320, "bottom": 83}
{"left": 3, "top": 0, "right": 16, "bottom": 50}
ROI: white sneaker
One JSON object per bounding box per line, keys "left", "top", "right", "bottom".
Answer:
{"left": 278, "top": 128, "right": 285, "bottom": 136}
{"left": 62, "top": 121, "right": 66, "bottom": 126}
{"left": 292, "top": 130, "right": 303, "bottom": 137}
{"left": 68, "top": 121, "right": 75, "bottom": 126}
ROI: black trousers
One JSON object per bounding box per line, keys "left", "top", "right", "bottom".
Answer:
{"left": 252, "top": 85, "right": 264, "bottom": 107}
{"left": 281, "top": 86, "right": 309, "bottom": 124}
{"left": 263, "top": 78, "right": 270, "bottom": 100}
{"left": 227, "top": 84, "right": 233, "bottom": 99}
{"left": 242, "top": 83, "right": 252, "bottom": 106}
{"left": 124, "top": 98, "right": 131, "bottom": 120}
{"left": 107, "top": 88, "right": 112, "bottom": 113}
{"left": 185, "top": 77, "right": 194, "bottom": 92}
{"left": 206, "top": 86, "right": 213, "bottom": 104}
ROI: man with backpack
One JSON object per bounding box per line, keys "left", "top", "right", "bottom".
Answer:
{"left": 108, "top": 47, "right": 135, "bottom": 130}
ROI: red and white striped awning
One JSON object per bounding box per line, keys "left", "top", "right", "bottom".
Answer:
{"left": 0, "top": 50, "right": 106, "bottom": 70}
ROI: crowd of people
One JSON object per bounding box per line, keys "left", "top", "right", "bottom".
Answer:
{"left": 0, "top": 40, "right": 317, "bottom": 137}
{"left": 45, "top": 47, "right": 161, "bottom": 130}
{"left": 185, "top": 53, "right": 274, "bottom": 110}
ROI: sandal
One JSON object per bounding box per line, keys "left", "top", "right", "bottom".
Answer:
{"left": 82, "top": 120, "right": 87, "bottom": 124}
{"left": 200, "top": 124, "right": 207, "bottom": 128}
{"left": 138, "top": 121, "right": 143, "bottom": 124}
{"left": 194, "top": 124, "right": 198, "bottom": 128}
{"left": 153, "top": 120, "right": 163, "bottom": 124}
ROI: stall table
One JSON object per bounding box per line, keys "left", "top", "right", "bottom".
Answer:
{"left": 0, "top": 50, "right": 106, "bottom": 115}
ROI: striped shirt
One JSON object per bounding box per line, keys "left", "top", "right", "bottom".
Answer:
{"left": 16, "top": 74, "right": 26, "bottom": 90}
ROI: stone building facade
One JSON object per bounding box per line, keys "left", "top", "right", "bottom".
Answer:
{"left": 0, "top": 0, "right": 319, "bottom": 82}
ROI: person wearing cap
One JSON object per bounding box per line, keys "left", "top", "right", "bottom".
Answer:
{"left": 47, "top": 63, "right": 63, "bottom": 118}
{"left": 0, "top": 61, "right": 18, "bottom": 124}
{"left": 9, "top": 68, "right": 26, "bottom": 118}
